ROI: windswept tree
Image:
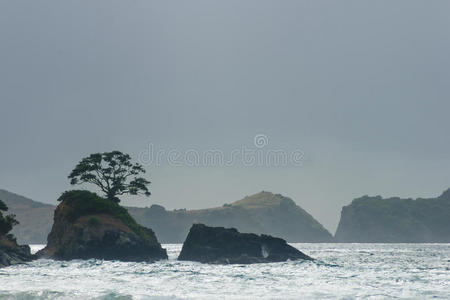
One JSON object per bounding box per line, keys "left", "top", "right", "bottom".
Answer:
{"left": 68, "top": 151, "right": 151, "bottom": 203}
{"left": 0, "top": 199, "right": 19, "bottom": 236}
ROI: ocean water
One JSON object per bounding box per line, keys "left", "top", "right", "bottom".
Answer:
{"left": 0, "top": 244, "right": 449, "bottom": 299}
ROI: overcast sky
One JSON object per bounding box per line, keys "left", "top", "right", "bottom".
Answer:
{"left": 1, "top": 0, "right": 449, "bottom": 232}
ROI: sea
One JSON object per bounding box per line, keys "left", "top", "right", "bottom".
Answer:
{"left": 0, "top": 243, "right": 449, "bottom": 299}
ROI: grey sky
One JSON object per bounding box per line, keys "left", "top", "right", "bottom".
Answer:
{"left": 1, "top": 0, "right": 449, "bottom": 232}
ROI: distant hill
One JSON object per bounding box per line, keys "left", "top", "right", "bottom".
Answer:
{"left": 128, "top": 191, "right": 333, "bottom": 243}
{"left": 1, "top": 189, "right": 333, "bottom": 244}
{"left": 335, "top": 188, "right": 450, "bottom": 242}
{"left": 0, "top": 189, "right": 54, "bottom": 244}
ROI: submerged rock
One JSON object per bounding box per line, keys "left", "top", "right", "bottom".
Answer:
{"left": 37, "top": 190, "right": 167, "bottom": 262}
{"left": 0, "top": 235, "right": 34, "bottom": 268}
{"left": 178, "top": 224, "right": 313, "bottom": 264}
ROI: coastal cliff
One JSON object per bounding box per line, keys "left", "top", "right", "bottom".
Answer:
{"left": 335, "top": 188, "right": 450, "bottom": 242}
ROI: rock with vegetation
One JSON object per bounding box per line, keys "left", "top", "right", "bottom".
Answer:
{"left": 335, "top": 187, "right": 450, "bottom": 242}
{"left": 130, "top": 191, "right": 333, "bottom": 243}
{"left": 0, "top": 189, "right": 54, "bottom": 244}
{"left": 37, "top": 190, "right": 167, "bottom": 262}
{"left": 178, "top": 223, "right": 313, "bottom": 264}
{"left": 0, "top": 198, "right": 34, "bottom": 268}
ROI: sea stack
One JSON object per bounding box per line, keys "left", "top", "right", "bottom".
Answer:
{"left": 178, "top": 223, "right": 313, "bottom": 264}
{"left": 37, "top": 190, "right": 167, "bottom": 262}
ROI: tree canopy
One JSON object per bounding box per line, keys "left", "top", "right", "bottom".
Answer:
{"left": 0, "top": 199, "right": 19, "bottom": 236}
{"left": 68, "top": 151, "right": 151, "bottom": 203}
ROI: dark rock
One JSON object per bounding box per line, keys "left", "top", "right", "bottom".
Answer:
{"left": 37, "top": 191, "right": 167, "bottom": 262}
{"left": 178, "top": 224, "right": 313, "bottom": 264}
{"left": 0, "top": 235, "right": 35, "bottom": 268}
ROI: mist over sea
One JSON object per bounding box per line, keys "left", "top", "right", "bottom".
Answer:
{"left": 1, "top": 244, "right": 449, "bottom": 299}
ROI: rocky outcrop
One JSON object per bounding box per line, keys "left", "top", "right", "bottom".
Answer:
{"left": 335, "top": 188, "right": 450, "bottom": 242}
{"left": 37, "top": 190, "right": 167, "bottom": 262}
{"left": 0, "top": 235, "right": 34, "bottom": 268}
{"left": 178, "top": 224, "right": 313, "bottom": 264}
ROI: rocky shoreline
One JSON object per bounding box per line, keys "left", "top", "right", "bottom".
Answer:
{"left": 0, "top": 235, "right": 35, "bottom": 268}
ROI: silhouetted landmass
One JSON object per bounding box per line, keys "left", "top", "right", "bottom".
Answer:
{"left": 178, "top": 224, "right": 313, "bottom": 264}
{"left": 37, "top": 190, "right": 167, "bottom": 262}
{"left": 1, "top": 190, "right": 333, "bottom": 244}
{"left": 129, "top": 191, "right": 333, "bottom": 243}
{"left": 335, "top": 188, "right": 450, "bottom": 242}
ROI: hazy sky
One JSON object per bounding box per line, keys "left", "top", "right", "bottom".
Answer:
{"left": 1, "top": 0, "right": 449, "bottom": 232}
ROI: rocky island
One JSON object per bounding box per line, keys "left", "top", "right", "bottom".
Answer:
{"left": 37, "top": 190, "right": 167, "bottom": 262}
{"left": 335, "top": 187, "right": 450, "bottom": 242}
{"left": 178, "top": 224, "right": 313, "bottom": 264}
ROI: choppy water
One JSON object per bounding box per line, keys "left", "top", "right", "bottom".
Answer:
{"left": 0, "top": 244, "right": 449, "bottom": 299}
